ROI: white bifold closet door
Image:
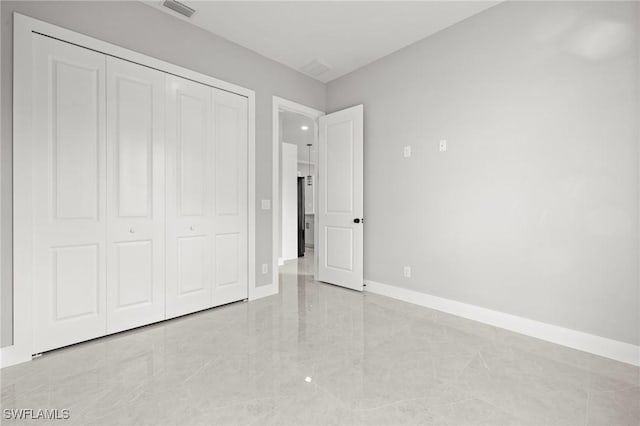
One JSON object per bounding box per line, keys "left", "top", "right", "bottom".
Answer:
{"left": 211, "top": 89, "right": 248, "bottom": 306}
{"left": 105, "top": 57, "right": 166, "bottom": 333}
{"left": 165, "top": 77, "right": 249, "bottom": 318}
{"left": 30, "top": 35, "right": 249, "bottom": 353}
{"left": 165, "top": 75, "right": 214, "bottom": 318}
{"left": 32, "top": 35, "right": 108, "bottom": 353}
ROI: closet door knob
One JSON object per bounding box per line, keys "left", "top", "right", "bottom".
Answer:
{"left": 129, "top": 228, "right": 136, "bottom": 234}
{"left": 190, "top": 226, "right": 195, "bottom": 231}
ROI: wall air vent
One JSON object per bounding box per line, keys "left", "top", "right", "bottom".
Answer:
{"left": 300, "top": 60, "right": 332, "bottom": 77}
{"left": 162, "top": 0, "right": 196, "bottom": 18}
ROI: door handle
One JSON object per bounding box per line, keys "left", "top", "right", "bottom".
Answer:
{"left": 353, "top": 218, "right": 363, "bottom": 224}
{"left": 129, "top": 228, "right": 136, "bottom": 234}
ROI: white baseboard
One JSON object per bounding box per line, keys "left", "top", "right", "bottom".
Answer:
{"left": 364, "top": 279, "right": 640, "bottom": 367}
{"left": 1, "top": 345, "right": 31, "bottom": 369}
{"left": 249, "top": 283, "right": 278, "bottom": 301}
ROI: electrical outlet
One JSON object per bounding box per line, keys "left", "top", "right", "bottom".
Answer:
{"left": 403, "top": 266, "right": 411, "bottom": 278}
{"left": 439, "top": 140, "right": 447, "bottom": 152}
{"left": 261, "top": 263, "right": 268, "bottom": 274}
{"left": 403, "top": 145, "right": 412, "bottom": 158}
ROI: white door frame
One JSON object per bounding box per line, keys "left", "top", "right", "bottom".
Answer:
{"left": 271, "top": 97, "right": 324, "bottom": 292}
{"left": 3, "top": 13, "right": 257, "bottom": 368}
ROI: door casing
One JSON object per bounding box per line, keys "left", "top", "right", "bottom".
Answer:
{"left": 271, "top": 97, "right": 324, "bottom": 293}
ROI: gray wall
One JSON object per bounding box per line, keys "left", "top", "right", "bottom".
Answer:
{"left": 0, "top": 1, "right": 326, "bottom": 347}
{"left": 327, "top": 1, "right": 639, "bottom": 345}
{"left": 2, "top": 0, "right": 638, "bottom": 349}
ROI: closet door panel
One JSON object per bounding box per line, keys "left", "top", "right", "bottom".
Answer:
{"left": 212, "top": 89, "right": 248, "bottom": 306}
{"left": 166, "top": 75, "right": 213, "bottom": 318}
{"left": 52, "top": 245, "right": 100, "bottom": 320}
{"left": 114, "top": 241, "right": 153, "bottom": 306}
{"left": 177, "top": 236, "right": 207, "bottom": 294}
{"left": 106, "top": 57, "right": 166, "bottom": 333}
{"left": 32, "top": 35, "right": 107, "bottom": 353}
{"left": 177, "top": 95, "right": 208, "bottom": 216}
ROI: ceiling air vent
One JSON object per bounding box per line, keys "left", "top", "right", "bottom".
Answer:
{"left": 162, "top": 0, "right": 196, "bottom": 18}
{"left": 300, "top": 60, "right": 331, "bottom": 77}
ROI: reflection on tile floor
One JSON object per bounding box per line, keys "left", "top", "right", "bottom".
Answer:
{"left": 2, "top": 252, "right": 639, "bottom": 425}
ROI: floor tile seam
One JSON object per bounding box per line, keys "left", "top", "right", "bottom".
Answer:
{"left": 454, "top": 340, "right": 623, "bottom": 384}
{"left": 450, "top": 359, "right": 564, "bottom": 424}
{"left": 450, "top": 350, "right": 483, "bottom": 382}
{"left": 178, "top": 359, "right": 214, "bottom": 387}
{"left": 421, "top": 309, "right": 638, "bottom": 378}
{"left": 460, "top": 387, "right": 551, "bottom": 426}
{"left": 586, "top": 383, "right": 640, "bottom": 396}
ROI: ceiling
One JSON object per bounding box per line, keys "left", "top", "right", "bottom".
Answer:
{"left": 280, "top": 110, "right": 316, "bottom": 163}
{"left": 144, "top": 1, "right": 501, "bottom": 82}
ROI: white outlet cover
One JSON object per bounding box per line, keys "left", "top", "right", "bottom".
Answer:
{"left": 403, "top": 266, "right": 411, "bottom": 278}
{"left": 439, "top": 140, "right": 447, "bottom": 152}
{"left": 403, "top": 145, "right": 412, "bottom": 158}
{"left": 261, "top": 199, "right": 271, "bottom": 210}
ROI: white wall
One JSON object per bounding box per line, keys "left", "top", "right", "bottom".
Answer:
{"left": 327, "top": 1, "right": 639, "bottom": 345}
{"left": 281, "top": 143, "right": 298, "bottom": 261}
{"left": 0, "top": 0, "right": 325, "bottom": 347}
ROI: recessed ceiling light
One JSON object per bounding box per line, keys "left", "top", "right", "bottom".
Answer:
{"left": 301, "top": 125, "right": 309, "bottom": 131}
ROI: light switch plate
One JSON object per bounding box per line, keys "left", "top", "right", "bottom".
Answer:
{"left": 439, "top": 140, "right": 447, "bottom": 152}
{"left": 261, "top": 263, "right": 268, "bottom": 274}
{"left": 261, "top": 199, "right": 271, "bottom": 210}
{"left": 403, "top": 145, "right": 412, "bottom": 158}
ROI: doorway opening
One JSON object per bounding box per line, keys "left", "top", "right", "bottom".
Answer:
{"left": 272, "top": 97, "right": 324, "bottom": 292}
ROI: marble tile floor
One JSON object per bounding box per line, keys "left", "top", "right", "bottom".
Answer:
{"left": 1, "top": 252, "right": 639, "bottom": 425}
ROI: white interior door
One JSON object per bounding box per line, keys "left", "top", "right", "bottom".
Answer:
{"left": 211, "top": 89, "right": 248, "bottom": 306}
{"left": 32, "top": 35, "right": 107, "bottom": 352}
{"left": 317, "top": 105, "right": 364, "bottom": 291}
{"left": 165, "top": 75, "right": 213, "bottom": 318}
{"left": 105, "top": 57, "right": 166, "bottom": 333}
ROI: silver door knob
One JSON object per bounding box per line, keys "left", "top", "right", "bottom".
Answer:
{"left": 129, "top": 228, "right": 136, "bottom": 234}
{"left": 190, "top": 226, "right": 195, "bottom": 231}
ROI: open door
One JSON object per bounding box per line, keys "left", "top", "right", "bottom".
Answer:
{"left": 317, "top": 105, "right": 364, "bottom": 291}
